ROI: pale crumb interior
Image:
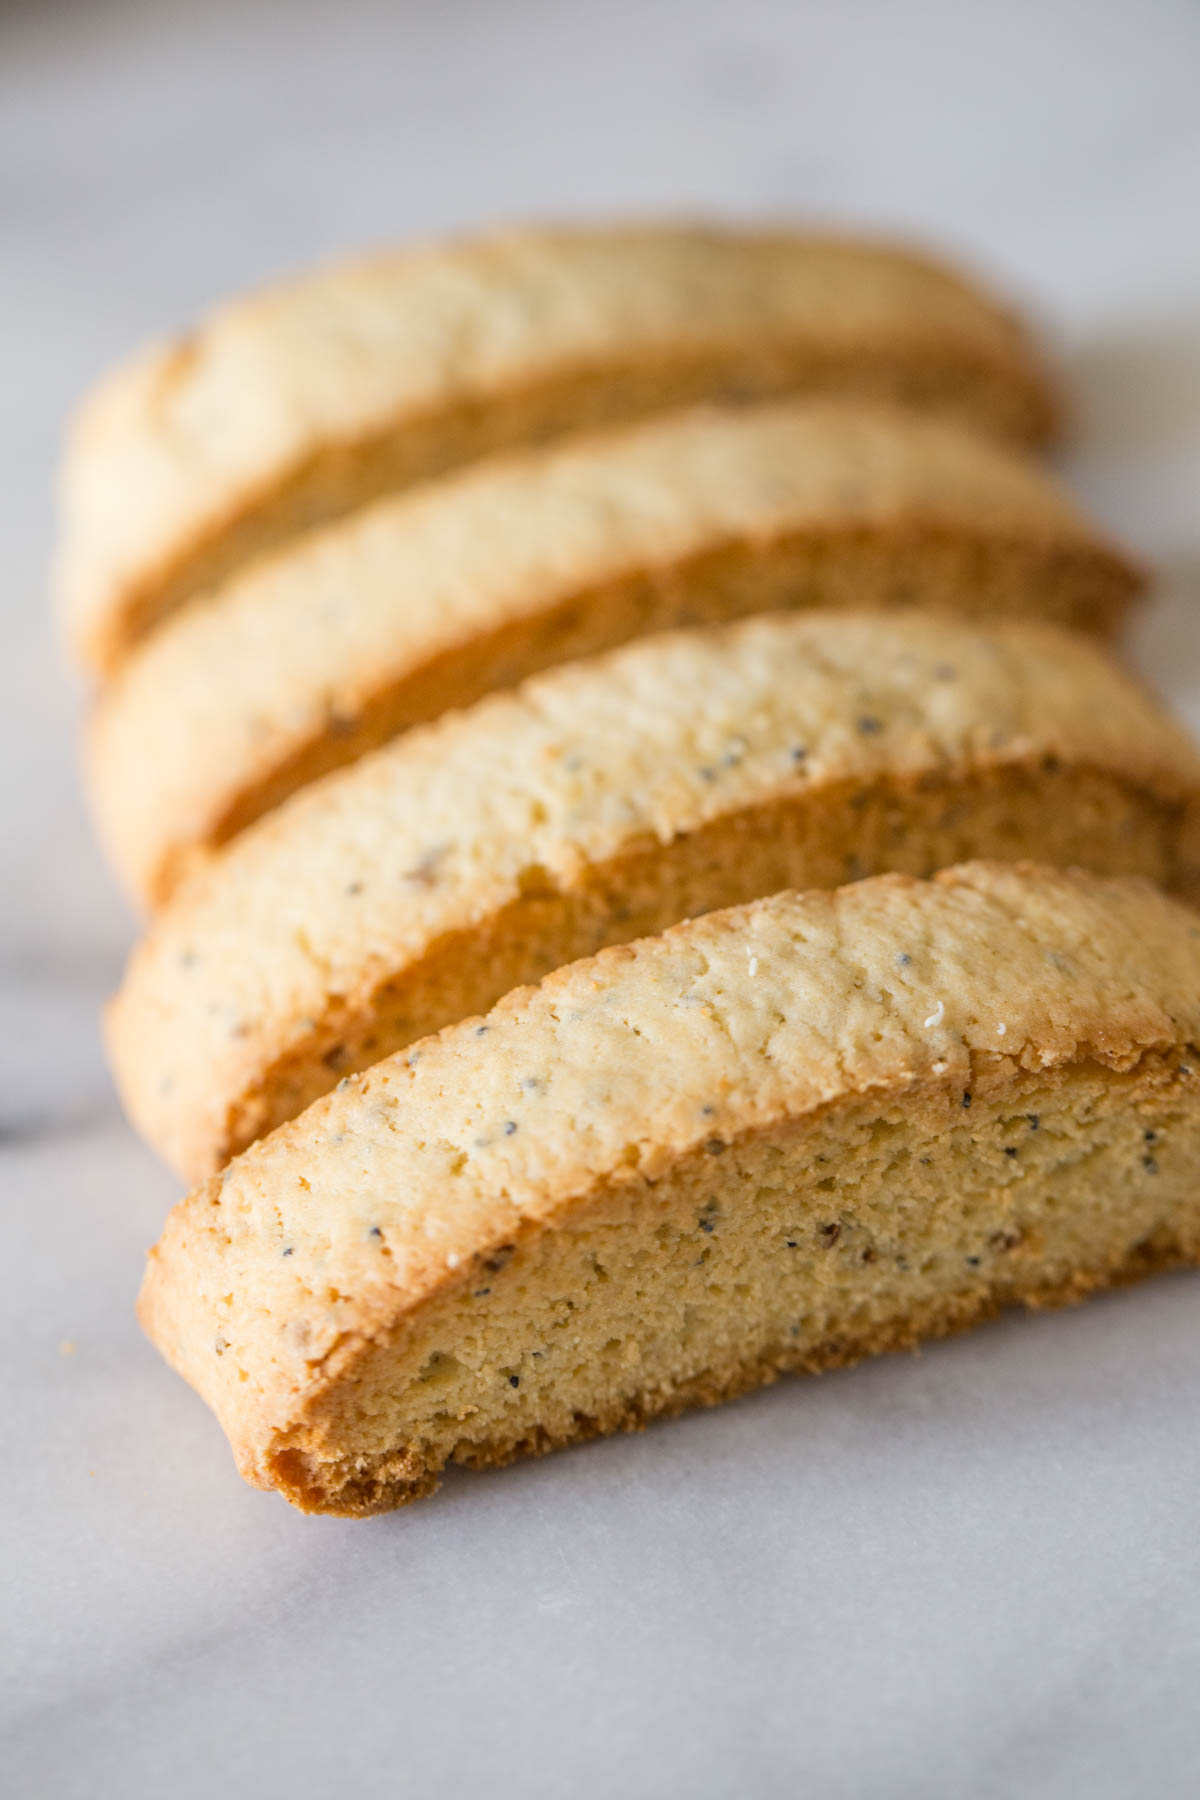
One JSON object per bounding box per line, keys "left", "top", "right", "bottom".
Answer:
{"left": 268, "top": 1052, "right": 1200, "bottom": 1514}
{"left": 240, "top": 763, "right": 1189, "bottom": 1159}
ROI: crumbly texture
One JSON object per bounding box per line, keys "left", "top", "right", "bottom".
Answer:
{"left": 84, "top": 400, "right": 1139, "bottom": 906}
{"left": 137, "top": 863, "right": 1200, "bottom": 1516}
{"left": 109, "top": 612, "right": 1200, "bottom": 1183}
{"left": 57, "top": 224, "right": 1060, "bottom": 674}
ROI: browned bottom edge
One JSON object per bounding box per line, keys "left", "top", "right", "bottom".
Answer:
{"left": 263, "top": 1231, "right": 1200, "bottom": 1517}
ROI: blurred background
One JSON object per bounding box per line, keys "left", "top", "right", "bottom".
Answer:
{"left": 5, "top": 2, "right": 1200, "bottom": 1795}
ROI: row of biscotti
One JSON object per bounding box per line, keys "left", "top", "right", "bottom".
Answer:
{"left": 57, "top": 224, "right": 1062, "bottom": 675}
{"left": 61, "top": 224, "right": 1200, "bottom": 1515}
{"left": 83, "top": 400, "right": 1142, "bottom": 908}
{"left": 59, "top": 230, "right": 1118, "bottom": 910}
{"left": 108, "top": 608, "right": 1200, "bottom": 1181}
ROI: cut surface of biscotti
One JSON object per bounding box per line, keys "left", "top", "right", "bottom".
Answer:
{"left": 57, "top": 223, "right": 1060, "bottom": 673}
{"left": 138, "top": 862, "right": 1200, "bottom": 1517}
{"left": 85, "top": 400, "right": 1139, "bottom": 907}
{"left": 110, "top": 611, "right": 1200, "bottom": 1183}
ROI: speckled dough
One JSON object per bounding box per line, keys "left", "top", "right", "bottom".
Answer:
{"left": 56, "top": 223, "right": 1060, "bottom": 674}
{"left": 138, "top": 863, "right": 1200, "bottom": 1516}
{"left": 109, "top": 611, "right": 1200, "bottom": 1182}
{"left": 85, "top": 400, "right": 1139, "bottom": 907}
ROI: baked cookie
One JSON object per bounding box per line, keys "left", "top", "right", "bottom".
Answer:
{"left": 108, "top": 611, "right": 1200, "bottom": 1181}
{"left": 85, "top": 400, "right": 1139, "bottom": 907}
{"left": 56, "top": 224, "right": 1060, "bottom": 673}
{"left": 138, "top": 862, "right": 1200, "bottom": 1515}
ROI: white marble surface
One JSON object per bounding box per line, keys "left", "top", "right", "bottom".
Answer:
{"left": 5, "top": 0, "right": 1200, "bottom": 1792}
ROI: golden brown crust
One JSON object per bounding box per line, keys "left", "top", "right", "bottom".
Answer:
{"left": 108, "top": 612, "right": 1200, "bottom": 1182}
{"left": 83, "top": 400, "right": 1138, "bottom": 907}
{"left": 56, "top": 224, "right": 1061, "bottom": 673}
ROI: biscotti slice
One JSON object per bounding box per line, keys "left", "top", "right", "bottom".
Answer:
{"left": 86, "top": 401, "right": 1139, "bottom": 907}
{"left": 109, "top": 611, "right": 1200, "bottom": 1183}
{"left": 57, "top": 224, "right": 1060, "bottom": 674}
{"left": 138, "top": 862, "right": 1200, "bottom": 1516}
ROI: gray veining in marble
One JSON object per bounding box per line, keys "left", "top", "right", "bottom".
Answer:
{"left": 4, "top": 1, "right": 1200, "bottom": 1794}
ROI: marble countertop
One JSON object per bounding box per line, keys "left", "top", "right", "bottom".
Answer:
{"left": 5, "top": 1, "right": 1200, "bottom": 1793}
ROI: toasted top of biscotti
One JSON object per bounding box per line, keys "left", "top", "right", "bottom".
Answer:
{"left": 85, "top": 399, "right": 1136, "bottom": 908}
{"left": 138, "top": 861, "right": 1200, "bottom": 1493}
{"left": 109, "top": 611, "right": 1200, "bottom": 1182}
{"left": 57, "top": 223, "right": 1059, "bottom": 672}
